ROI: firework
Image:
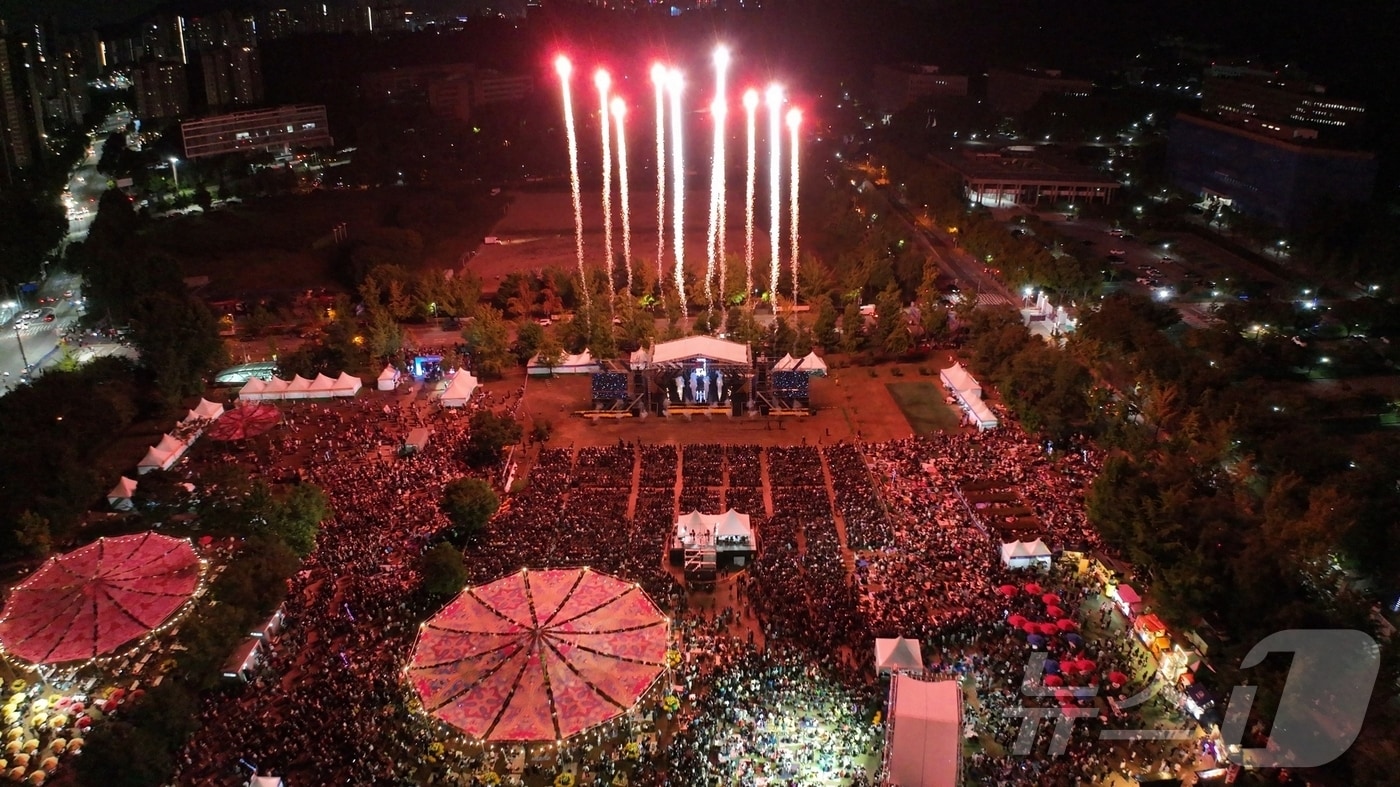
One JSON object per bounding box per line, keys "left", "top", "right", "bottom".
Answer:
{"left": 595, "top": 70, "right": 614, "bottom": 301}
{"left": 766, "top": 84, "right": 784, "bottom": 303}
{"left": 709, "top": 45, "right": 730, "bottom": 315}
{"left": 611, "top": 97, "right": 633, "bottom": 293}
{"left": 556, "top": 56, "right": 588, "bottom": 310}
{"left": 652, "top": 64, "right": 667, "bottom": 291}
{"left": 787, "top": 108, "right": 802, "bottom": 307}
{"left": 667, "top": 69, "right": 686, "bottom": 307}
{"left": 743, "top": 88, "right": 758, "bottom": 303}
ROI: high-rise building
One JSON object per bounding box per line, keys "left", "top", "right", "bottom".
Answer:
{"left": 1201, "top": 72, "right": 1365, "bottom": 139}
{"left": 181, "top": 104, "right": 332, "bottom": 159}
{"left": 200, "top": 46, "right": 263, "bottom": 111}
{"left": 0, "top": 23, "right": 35, "bottom": 180}
{"left": 133, "top": 59, "right": 189, "bottom": 121}
{"left": 987, "top": 68, "right": 1092, "bottom": 115}
{"left": 871, "top": 64, "right": 968, "bottom": 114}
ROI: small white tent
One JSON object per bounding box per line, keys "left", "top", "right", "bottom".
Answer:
{"left": 182, "top": 398, "right": 224, "bottom": 424}
{"left": 439, "top": 372, "right": 478, "bottom": 407}
{"left": 107, "top": 476, "right": 138, "bottom": 511}
{"left": 284, "top": 374, "right": 314, "bottom": 399}
{"left": 773, "top": 353, "right": 798, "bottom": 371}
{"left": 1000, "top": 539, "right": 1053, "bottom": 570}
{"left": 250, "top": 777, "right": 284, "bottom": 787}
{"left": 377, "top": 365, "right": 400, "bottom": 391}
{"left": 940, "top": 363, "right": 981, "bottom": 397}
{"left": 309, "top": 373, "right": 338, "bottom": 396}
{"left": 332, "top": 372, "right": 362, "bottom": 396}
{"left": 137, "top": 446, "right": 172, "bottom": 474}
{"left": 527, "top": 350, "right": 602, "bottom": 376}
{"left": 796, "top": 351, "right": 828, "bottom": 376}
{"left": 875, "top": 637, "right": 925, "bottom": 675}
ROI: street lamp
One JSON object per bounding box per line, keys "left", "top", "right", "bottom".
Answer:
{"left": 13, "top": 324, "right": 30, "bottom": 374}
{"left": 168, "top": 157, "right": 180, "bottom": 193}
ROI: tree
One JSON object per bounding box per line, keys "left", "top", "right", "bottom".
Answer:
{"left": 77, "top": 720, "right": 177, "bottom": 787}
{"left": 13, "top": 511, "right": 51, "bottom": 558}
{"left": 513, "top": 319, "right": 544, "bottom": 365}
{"left": 462, "top": 307, "right": 512, "bottom": 379}
{"left": 812, "top": 300, "right": 839, "bottom": 349}
{"left": 129, "top": 292, "right": 227, "bottom": 401}
{"left": 267, "top": 483, "right": 330, "bottom": 556}
{"left": 440, "top": 477, "right": 499, "bottom": 541}
{"left": 883, "top": 322, "right": 912, "bottom": 358}
{"left": 839, "top": 301, "right": 864, "bottom": 353}
{"left": 534, "top": 331, "right": 565, "bottom": 372}
{"left": 463, "top": 410, "right": 522, "bottom": 469}
{"left": 421, "top": 542, "right": 468, "bottom": 596}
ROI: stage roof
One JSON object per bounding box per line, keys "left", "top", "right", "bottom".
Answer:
{"left": 886, "top": 676, "right": 962, "bottom": 787}
{"left": 634, "top": 336, "right": 752, "bottom": 368}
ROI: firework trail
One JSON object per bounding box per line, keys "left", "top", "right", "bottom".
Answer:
{"left": 556, "top": 56, "right": 588, "bottom": 311}
{"left": 766, "top": 84, "right": 783, "bottom": 303}
{"left": 709, "top": 46, "right": 730, "bottom": 315}
{"left": 652, "top": 64, "right": 667, "bottom": 291}
{"left": 743, "top": 89, "right": 758, "bottom": 304}
{"left": 595, "top": 70, "right": 614, "bottom": 304}
{"left": 611, "top": 97, "right": 633, "bottom": 293}
{"left": 787, "top": 108, "right": 802, "bottom": 307}
{"left": 668, "top": 69, "right": 686, "bottom": 307}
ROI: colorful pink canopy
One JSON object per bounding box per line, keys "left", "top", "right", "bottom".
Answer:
{"left": 409, "top": 568, "right": 669, "bottom": 742}
{"left": 0, "top": 533, "right": 201, "bottom": 664}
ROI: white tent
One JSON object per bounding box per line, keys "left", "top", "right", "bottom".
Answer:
{"left": 796, "top": 351, "right": 828, "bottom": 376}
{"left": 240, "top": 372, "right": 362, "bottom": 401}
{"left": 107, "top": 476, "right": 138, "bottom": 511}
{"left": 940, "top": 363, "right": 981, "bottom": 398}
{"left": 965, "top": 396, "right": 999, "bottom": 431}
{"left": 875, "top": 637, "right": 925, "bottom": 676}
{"left": 1000, "top": 539, "right": 1053, "bottom": 570}
{"left": 239, "top": 377, "right": 267, "bottom": 399}
{"left": 377, "top": 365, "right": 400, "bottom": 391}
{"left": 155, "top": 433, "right": 187, "bottom": 456}
{"left": 631, "top": 336, "right": 752, "bottom": 368}
{"left": 527, "top": 350, "right": 603, "bottom": 376}
{"left": 332, "top": 372, "right": 362, "bottom": 396}
{"left": 250, "top": 777, "right": 284, "bottom": 787}
{"left": 773, "top": 353, "right": 798, "bottom": 371}
{"left": 182, "top": 398, "right": 224, "bottom": 424}
{"left": 439, "top": 372, "right": 478, "bottom": 407}
{"left": 284, "top": 374, "right": 314, "bottom": 399}
{"left": 309, "top": 373, "right": 338, "bottom": 396}
{"left": 884, "top": 675, "right": 962, "bottom": 787}
{"left": 675, "top": 509, "right": 754, "bottom": 548}
{"left": 263, "top": 377, "right": 291, "bottom": 398}
{"left": 137, "top": 446, "right": 174, "bottom": 474}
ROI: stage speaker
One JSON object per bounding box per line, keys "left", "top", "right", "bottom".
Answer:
{"left": 732, "top": 398, "right": 744, "bottom": 417}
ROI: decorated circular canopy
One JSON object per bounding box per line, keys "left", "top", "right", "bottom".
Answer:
{"left": 207, "top": 403, "right": 281, "bottom": 441}
{"left": 0, "top": 533, "right": 201, "bottom": 664}
{"left": 409, "top": 568, "right": 669, "bottom": 742}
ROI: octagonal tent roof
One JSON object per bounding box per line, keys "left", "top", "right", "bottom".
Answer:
{"left": 0, "top": 533, "right": 201, "bottom": 664}
{"left": 409, "top": 568, "right": 669, "bottom": 742}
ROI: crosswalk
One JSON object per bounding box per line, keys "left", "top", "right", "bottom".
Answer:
{"left": 9, "top": 322, "right": 60, "bottom": 338}
{"left": 977, "top": 291, "right": 1017, "bottom": 308}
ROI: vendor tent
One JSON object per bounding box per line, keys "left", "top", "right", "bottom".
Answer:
{"left": 106, "top": 477, "right": 137, "bottom": 511}
{"left": 439, "top": 372, "right": 478, "bottom": 407}
{"left": 309, "top": 373, "right": 338, "bottom": 395}
{"left": 182, "top": 399, "right": 224, "bottom": 424}
{"left": 884, "top": 675, "right": 962, "bottom": 787}
{"left": 1000, "top": 539, "right": 1053, "bottom": 570}
{"left": 250, "top": 777, "right": 284, "bottom": 787}
{"left": 772, "top": 353, "right": 798, "bottom": 371}
{"left": 965, "top": 396, "right": 999, "bottom": 431}
{"left": 875, "top": 637, "right": 925, "bottom": 675}
{"left": 377, "top": 365, "right": 400, "bottom": 391}
{"left": 240, "top": 372, "right": 362, "bottom": 401}
{"left": 940, "top": 363, "right": 981, "bottom": 397}
{"left": 527, "top": 350, "right": 602, "bottom": 376}
{"left": 284, "top": 374, "right": 313, "bottom": 399}
{"left": 795, "top": 351, "right": 828, "bottom": 376}
{"left": 332, "top": 372, "right": 362, "bottom": 396}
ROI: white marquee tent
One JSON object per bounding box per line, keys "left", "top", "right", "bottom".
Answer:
{"left": 941, "top": 363, "right": 998, "bottom": 431}
{"left": 675, "top": 509, "right": 754, "bottom": 548}
{"left": 438, "top": 372, "right": 479, "bottom": 407}
{"left": 773, "top": 353, "right": 798, "bottom": 371}
{"left": 377, "top": 365, "right": 401, "bottom": 391}
{"left": 107, "top": 476, "right": 138, "bottom": 511}
{"left": 940, "top": 363, "right": 981, "bottom": 398}
{"left": 795, "top": 351, "right": 828, "bottom": 376}
{"left": 884, "top": 675, "right": 963, "bottom": 787}
{"left": 1000, "top": 539, "right": 1053, "bottom": 570}
{"left": 631, "top": 336, "right": 752, "bottom": 368}
{"left": 181, "top": 398, "right": 224, "bottom": 425}
{"left": 875, "top": 637, "right": 925, "bottom": 676}
{"left": 239, "top": 372, "right": 362, "bottom": 401}
{"left": 528, "top": 350, "right": 603, "bottom": 376}
{"left": 137, "top": 434, "right": 191, "bottom": 474}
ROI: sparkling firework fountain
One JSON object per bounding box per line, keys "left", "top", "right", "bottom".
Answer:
{"left": 765, "top": 84, "right": 784, "bottom": 304}
{"left": 611, "top": 97, "right": 633, "bottom": 292}
{"left": 555, "top": 56, "right": 589, "bottom": 310}
{"left": 787, "top": 108, "right": 802, "bottom": 306}
{"left": 595, "top": 70, "right": 614, "bottom": 305}
{"left": 667, "top": 69, "right": 686, "bottom": 306}
{"left": 742, "top": 89, "right": 758, "bottom": 303}
{"left": 707, "top": 46, "right": 730, "bottom": 316}
{"left": 652, "top": 64, "right": 668, "bottom": 290}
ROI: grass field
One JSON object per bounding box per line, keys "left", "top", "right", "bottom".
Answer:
{"left": 885, "top": 382, "right": 964, "bottom": 434}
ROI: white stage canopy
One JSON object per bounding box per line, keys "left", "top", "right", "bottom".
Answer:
{"left": 631, "top": 336, "right": 752, "bottom": 368}
{"left": 377, "top": 365, "right": 401, "bottom": 391}
{"left": 1000, "top": 539, "right": 1053, "bottom": 570}
{"left": 528, "top": 350, "right": 603, "bottom": 376}
{"left": 796, "top": 351, "right": 828, "bottom": 376}
{"left": 439, "top": 372, "right": 479, "bottom": 407}
{"left": 875, "top": 637, "right": 925, "bottom": 675}
{"left": 675, "top": 509, "right": 753, "bottom": 548}
{"left": 884, "top": 675, "right": 963, "bottom": 787}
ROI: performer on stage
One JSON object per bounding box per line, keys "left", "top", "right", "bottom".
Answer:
{"left": 715, "top": 371, "right": 725, "bottom": 404}
{"left": 675, "top": 375, "right": 685, "bottom": 403}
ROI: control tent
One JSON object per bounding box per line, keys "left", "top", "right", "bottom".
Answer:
{"left": 1000, "top": 539, "right": 1052, "bottom": 570}
{"left": 883, "top": 675, "right": 963, "bottom": 787}
{"left": 377, "top": 365, "right": 400, "bottom": 391}
{"left": 439, "top": 372, "right": 478, "bottom": 407}
{"left": 875, "top": 637, "right": 925, "bottom": 675}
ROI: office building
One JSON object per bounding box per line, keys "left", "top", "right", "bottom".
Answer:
{"left": 0, "top": 24, "right": 34, "bottom": 179}
{"left": 181, "top": 104, "right": 331, "bottom": 160}
{"left": 1168, "top": 113, "right": 1377, "bottom": 231}
{"left": 1201, "top": 72, "right": 1365, "bottom": 138}
{"left": 200, "top": 46, "right": 263, "bottom": 111}
{"left": 987, "top": 68, "right": 1091, "bottom": 115}
{"left": 366, "top": 63, "right": 531, "bottom": 123}
{"left": 872, "top": 64, "right": 968, "bottom": 113}
{"left": 134, "top": 59, "right": 189, "bottom": 120}
{"left": 929, "top": 145, "right": 1120, "bottom": 208}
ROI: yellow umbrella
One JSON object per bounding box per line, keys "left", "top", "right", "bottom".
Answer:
{"left": 47, "top": 716, "right": 65, "bottom": 731}
{"left": 28, "top": 770, "right": 45, "bottom": 784}
{"left": 21, "top": 740, "right": 38, "bottom": 754}
{"left": 4, "top": 712, "right": 19, "bottom": 726}
{"left": 12, "top": 752, "right": 29, "bottom": 767}
{"left": 5, "top": 741, "right": 20, "bottom": 755}
{"left": 45, "top": 740, "right": 63, "bottom": 754}
{"left": 38, "top": 757, "right": 56, "bottom": 773}
{"left": 8, "top": 766, "right": 24, "bottom": 781}
{"left": 28, "top": 714, "right": 45, "bottom": 729}
{"left": 6, "top": 729, "right": 22, "bottom": 742}
{"left": 28, "top": 700, "right": 46, "bottom": 714}
{"left": 66, "top": 739, "right": 81, "bottom": 755}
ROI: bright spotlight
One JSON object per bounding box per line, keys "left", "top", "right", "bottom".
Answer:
{"left": 713, "top": 45, "right": 730, "bottom": 68}
{"left": 765, "top": 83, "right": 783, "bottom": 107}
{"left": 594, "top": 69, "right": 611, "bottom": 91}
{"left": 554, "top": 56, "right": 572, "bottom": 78}
{"left": 650, "top": 63, "right": 667, "bottom": 86}
{"left": 742, "top": 89, "right": 759, "bottom": 111}
{"left": 666, "top": 68, "right": 682, "bottom": 93}
{"left": 610, "top": 97, "right": 626, "bottom": 119}
{"left": 786, "top": 108, "right": 802, "bottom": 130}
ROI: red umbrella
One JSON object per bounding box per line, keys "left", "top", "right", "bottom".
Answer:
{"left": 1041, "top": 593, "right": 1060, "bottom": 605}
{"left": 997, "top": 585, "right": 1018, "bottom": 597}
{"left": 1056, "top": 619, "right": 1078, "bottom": 632}
{"left": 1075, "top": 659, "right": 1097, "bottom": 674}
{"left": 1109, "top": 671, "right": 1130, "bottom": 686}
{"left": 1024, "top": 582, "right": 1043, "bottom": 595}
{"left": 1039, "top": 622, "right": 1059, "bottom": 636}
{"left": 1043, "top": 674, "right": 1064, "bottom": 687}
{"left": 1021, "top": 622, "right": 1039, "bottom": 634}
{"left": 1046, "top": 605, "right": 1065, "bottom": 618}
{"left": 207, "top": 403, "right": 281, "bottom": 441}
{"left": 1007, "top": 614, "right": 1028, "bottom": 628}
